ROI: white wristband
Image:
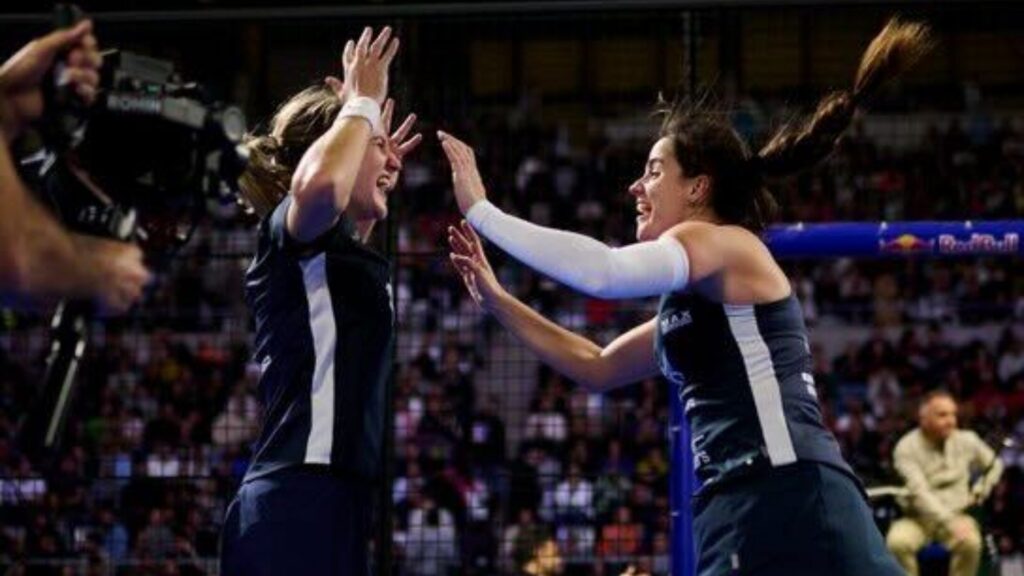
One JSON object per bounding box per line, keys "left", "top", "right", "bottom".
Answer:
{"left": 338, "top": 96, "right": 383, "bottom": 137}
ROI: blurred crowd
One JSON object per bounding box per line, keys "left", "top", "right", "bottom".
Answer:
{"left": 1, "top": 106, "right": 1024, "bottom": 575}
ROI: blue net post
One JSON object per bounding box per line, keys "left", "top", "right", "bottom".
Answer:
{"left": 670, "top": 397, "right": 697, "bottom": 576}
{"left": 669, "top": 220, "right": 1024, "bottom": 576}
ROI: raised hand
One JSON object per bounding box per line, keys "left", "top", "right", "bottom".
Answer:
{"left": 438, "top": 131, "right": 487, "bottom": 215}
{"left": 328, "top": 26, "right": 399, "bottom": 106}
{"left": 448, "top": 220, "right": 504, "bottom": 311}
{"left": 86, "top": 238, "right": 151, "bottom": 313}
{"left": 381, "top": 98, "right": 422, "bottom": 166}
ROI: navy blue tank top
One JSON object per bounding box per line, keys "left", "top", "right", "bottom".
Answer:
{"left": 655, "top": 291, "right": 854, "bottom": 492}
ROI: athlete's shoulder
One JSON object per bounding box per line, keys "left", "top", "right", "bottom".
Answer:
{"left": 663, "top": 221, "right": 766, "bottom": 254}
{"left": 662, "top": 221, "right": 780, "bottom": 297}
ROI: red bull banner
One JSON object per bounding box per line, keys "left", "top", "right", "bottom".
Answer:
{"left": 764, "top": 221, "right": 1024, "bottom": 259}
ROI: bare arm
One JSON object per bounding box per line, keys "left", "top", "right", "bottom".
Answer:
{"left": 449, "top": 220, "right": 659, "bottom": 392}
{"left": 493, "top": 296, "right": 659, "bottom": 392}
{"left": 285, "top": 27, "right": 399, "bottom": 242}
{"left": 0, "top": 21, "right": 99, "bottom": 295}
{"left": 286, "top": 117, "right": 373, "bottom": 242}
{"left": 0, "top": 20, "right": 149, "bottom": 310}
{"left": 0, "top": 138, "right": 148, "bottom": 309}
{"left": 0, "top": 135, "right": 90, "bottom": 295}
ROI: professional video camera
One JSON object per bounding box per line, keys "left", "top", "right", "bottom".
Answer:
{"left": 35, "top": 48, "right": 249, "bottom": 249}
{"left": 18, "top": 5, "right": 249, "bottom": 458}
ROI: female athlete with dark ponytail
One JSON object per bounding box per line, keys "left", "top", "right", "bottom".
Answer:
{"left": 443, "top": 19, "right": 931, "bottom": 575}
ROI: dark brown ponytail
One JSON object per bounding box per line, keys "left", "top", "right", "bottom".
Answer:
{"left": 756, "top": 18, "right": 933, "bottom": 178}
{"left": 657, "top": 18, "right": 932, "bottom": 233}
{"left": 238, "top": 83, "right": 345, "bottom": 219}
{"left": 238, "top": 134, "right": 291, "bottom": 218}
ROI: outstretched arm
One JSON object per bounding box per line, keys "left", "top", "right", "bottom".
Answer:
{"left": 448, "top": 221, "right": 659, "bottom": 392}
{"left": 439, "top": 131, "right": 690, "bottom": 300}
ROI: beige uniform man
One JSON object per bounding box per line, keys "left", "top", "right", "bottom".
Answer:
{"left": 886, "top": 391, "right": 1003, "bottom": 576}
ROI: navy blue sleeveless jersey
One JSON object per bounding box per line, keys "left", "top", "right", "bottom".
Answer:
{"left": 655, "top": 291, "right": 854, "bottom": 492}
{"left": 243, "top": 197, "right": 394, "bottom": 484}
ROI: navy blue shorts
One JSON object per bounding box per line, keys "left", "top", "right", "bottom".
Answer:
{"left": 692, "top": 462, "right": 903, "bottom": 576}
{"left": 220, "top": 467, "right": 373, "bottom": 576}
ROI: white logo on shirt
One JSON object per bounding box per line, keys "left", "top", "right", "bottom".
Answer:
{"left": 385, "top": 281, "right": 395, "bottom": 322}
{"left": 660, "top": 310, "right": 693, "bottom": 334}
{"left": 684, "top": 398, "right": 697, "bottom": 414}
{"left": 658, "top": 309, "right": 688, "bottom": 385}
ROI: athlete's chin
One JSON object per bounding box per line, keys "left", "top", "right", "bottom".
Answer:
{"left": 371, "top": 192, "right": 389, "bottom": 221}
{"left": 636, "top": 219, "right": 657, "bottom": 242}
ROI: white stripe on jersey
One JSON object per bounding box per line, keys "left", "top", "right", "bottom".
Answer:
{"left": 300, "top": 253, "right": 337, "bottom": 464}
{"left": 724, "top": 304, "right": 797, "bottom": 467}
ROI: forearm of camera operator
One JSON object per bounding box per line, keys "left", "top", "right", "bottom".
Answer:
{"left": 0, "top": 138, "right": 104, "bottom": 300}
{"left": 11, "top": 194, "right": 108, "bottom": 300}
{"left": 0, "top": 95, "right": 16, "bottom": 146}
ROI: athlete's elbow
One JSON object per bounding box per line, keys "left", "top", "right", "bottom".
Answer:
{"left": 575, "top": 375, "right": 606, "bottom": 393}
{"left": 583, "top": 284, "right": 614, "bottom": 300}
{"left": 576, "top": 271, "right": 617, "bottom": 300}
{"left": 576, "top": 364, "right": 615, "bottom": 393}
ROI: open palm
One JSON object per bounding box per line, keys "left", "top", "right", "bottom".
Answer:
{"left": 448, "top": 220, "right": 503, "bottom": 311}
{"left": 438, "top": 131, "right": 488, "bottom": 215}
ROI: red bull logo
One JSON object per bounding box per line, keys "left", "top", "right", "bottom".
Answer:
{"left": 938, "top": 233, "right": 1019, "bottom": 255}
{"left": 878, "top": 233, "right": 934, "bottom": 254}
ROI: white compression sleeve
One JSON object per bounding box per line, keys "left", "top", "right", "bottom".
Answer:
{"left": 466, "top": 200, "right": 689, "bottom": 299}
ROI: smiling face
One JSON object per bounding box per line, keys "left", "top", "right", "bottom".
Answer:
{"left": 628, "top": 136, "right": 708, "bottom": 242}
{"left": 240, "top": 84, "right": 407, "bottom": 224}
{"left": 348, "top": 134, "right": 402, "bottom": 221}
